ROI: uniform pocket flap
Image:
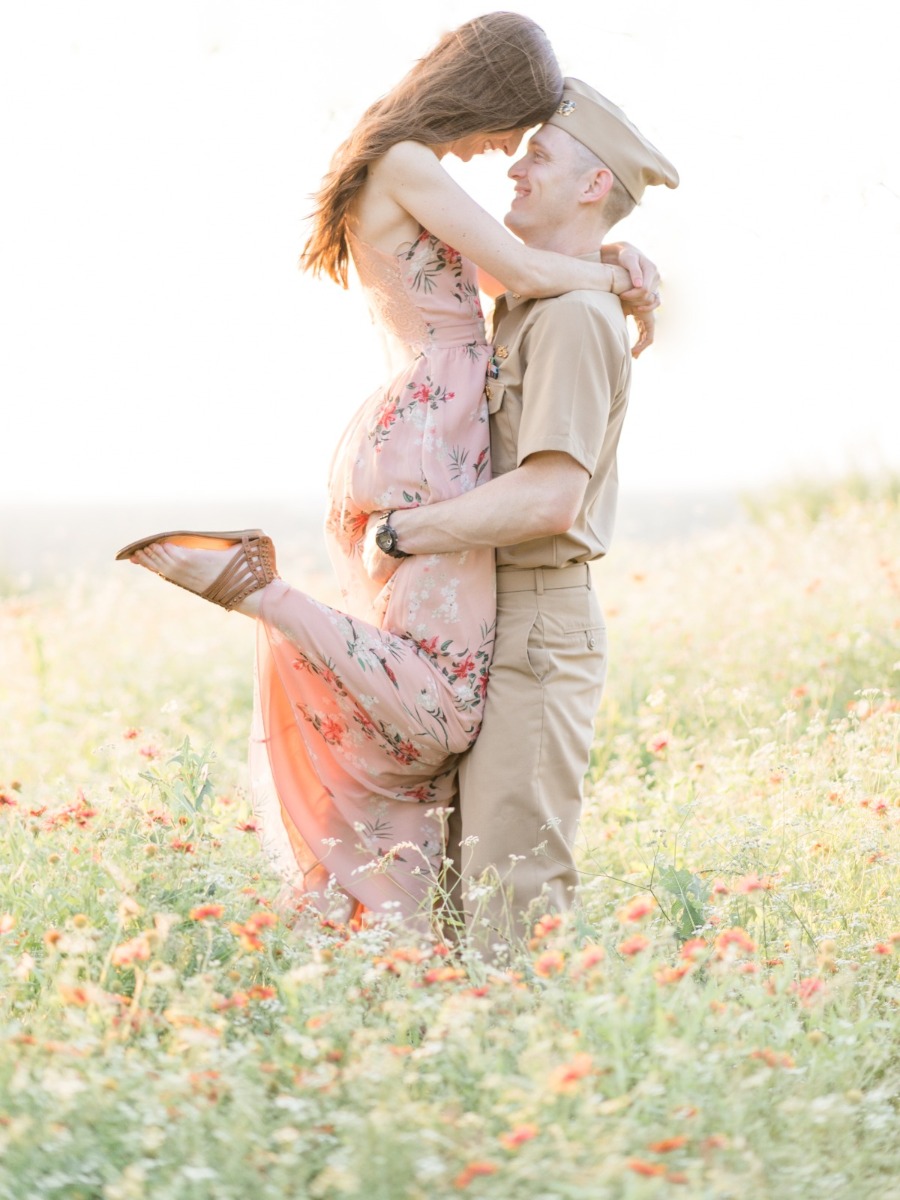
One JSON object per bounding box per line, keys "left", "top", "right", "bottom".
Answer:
{"left": 485, "top": 382, "right": 506, "bottom": 414}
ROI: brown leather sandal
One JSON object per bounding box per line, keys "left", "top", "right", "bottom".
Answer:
{"left": 115, "top": 528, "right": 278, "bottom": 612}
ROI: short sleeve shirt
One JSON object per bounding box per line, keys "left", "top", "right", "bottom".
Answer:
{"left": 486, "top": 283, "right": 632, "bottom": 569}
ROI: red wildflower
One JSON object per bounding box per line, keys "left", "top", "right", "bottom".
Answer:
{"left": 189, "top": 904, "right": 225, "bottom": 922}
{"left": 791, "top": 976, "right": 826, "bottom": 1006}
{"left": 549, "top": 1053, "right": 593, "bottom": 1093}
{"left": 236, "top": 820, "right": 258, "bottom": 833}
{"left": 248, "top": 984, "right": 277, "bottom": 1003}
{"left": 735, "top": 873, "right": 773, "bottom": 893}
{"left": 618, "top": 934, "right": 650, "bottom": 956}
{"left": 648, "top": 1136, "right": 688, "bottom": 1153}
{"left": 454, "top": 1162, "right": 497, "bottom": 1189}
{"left": 646, "top": 733, "right": 669, "bottom": 755}
{"left": 617, "top": 895, "right": 656, "bottom": 923}
{"left": 713, "top": 927, "right": 756, "bottom": 958}
{"left": 533, "top": 950, "right": 565, "bottom": 978}
{"left": 123, "top": 727, "right": 140, "bottom": 740}
{"left": 422, "top": 966, "right": 466, "bottom": 985}
{"left": 654, "top": 964, "right": 691, "bottom": 985}
{"left": 499, "top": 1124, "right": 538, "bottom": 1149}
{"left": 627, "top": 1160, "right": 666, "bottom": 1177}
{"left": 111, "top": 934, "right": 152, "bottom": 967}
{"left": 680, "top": 938, "right": 707, "bottom": 961}
{"left": 750, "top": 1047, "right": 795, "bottom": 1069}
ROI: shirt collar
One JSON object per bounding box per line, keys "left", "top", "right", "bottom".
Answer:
{"left": 498, "top": 250, "right": 602, "bottom": 312}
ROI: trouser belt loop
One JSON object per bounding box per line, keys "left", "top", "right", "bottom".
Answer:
{"left": 586, "top": 565, "right": 592, "bottom": 590}
{"left": 535, "top": 568, "right": 545, "bottom": 596}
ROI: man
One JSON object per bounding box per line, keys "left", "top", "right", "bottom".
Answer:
{"left": 368, "top": 79, "right": 679, "bottom": 942}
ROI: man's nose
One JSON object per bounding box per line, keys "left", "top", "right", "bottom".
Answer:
{"left": 508, "top": 156, "right": 526, "bottom": 178}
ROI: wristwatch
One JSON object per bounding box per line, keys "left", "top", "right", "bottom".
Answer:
{"left": 374, "top": 511, "right": 410, "bottom": 559}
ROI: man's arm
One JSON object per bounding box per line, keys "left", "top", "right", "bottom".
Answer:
{"left": 363, "top": 451, "right": 588, "bottom": 576}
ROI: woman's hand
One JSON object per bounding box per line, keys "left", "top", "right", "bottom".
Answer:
{"left": 362, "top": 512, "right": 402, "bottom": 586}
{"left": 602, "top": 241, "right": 662, "bottom": 358}
{"left": 601, "top": 241, "right": 660, "bottom": 294}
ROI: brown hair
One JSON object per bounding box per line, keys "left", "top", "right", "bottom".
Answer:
{"left": 301, "top": 12, "right": 563, "bottom": 286}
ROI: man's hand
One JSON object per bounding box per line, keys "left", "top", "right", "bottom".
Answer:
{"left": 362, "top": 512, "right": 402, "bottom": 586}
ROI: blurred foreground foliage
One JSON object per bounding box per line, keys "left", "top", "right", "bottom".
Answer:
{"left": 0, "top": 493, "right": 897, "bottom": 1199}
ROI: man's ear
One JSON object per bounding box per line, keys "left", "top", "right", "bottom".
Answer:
{"left": 581, "top": 167, "right": 615, "bottom": 206}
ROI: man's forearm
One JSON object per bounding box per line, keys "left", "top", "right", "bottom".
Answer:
{"left": 390, "top": 452, "right": 589, "bottom": 555}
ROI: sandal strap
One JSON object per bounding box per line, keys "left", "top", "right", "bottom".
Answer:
{"left": 199, "top": 533, "right": 278, "bottom": 611}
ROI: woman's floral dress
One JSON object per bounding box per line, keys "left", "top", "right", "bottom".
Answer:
{"left": 250, "top": 230, "right": 495, "bottom": 919}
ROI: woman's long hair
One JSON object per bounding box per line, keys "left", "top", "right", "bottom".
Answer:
{"left": 301, "top": 12, "right": 563, "bottom": 286}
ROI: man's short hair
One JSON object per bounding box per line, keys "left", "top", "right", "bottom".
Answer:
{"left": 571, "top": 138, "right": 636, "bottom": 228}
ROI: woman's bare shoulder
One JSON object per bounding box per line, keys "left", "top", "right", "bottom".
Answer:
{"left": 371, "top": 140, "right": 440, "bottom": 181}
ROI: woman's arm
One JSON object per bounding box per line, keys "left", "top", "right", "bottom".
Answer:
{"left": 376, "top": 141, "right": 632, "bottom": 299}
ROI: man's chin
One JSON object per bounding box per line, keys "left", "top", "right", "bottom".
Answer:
{"left": 504, "top": 208, "right": 528, "bottom": 238}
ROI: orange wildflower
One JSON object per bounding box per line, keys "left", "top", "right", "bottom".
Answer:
{"left": 710, "top": 879, "right": 730, "bottom": 895}
{"left": 750, "top": 1047, "right": 795, "bottom": 1069}
{"left": 654, "top": 964, "right": 690, "bottom": 985}
{"left": 529, "top": 913, "right": 563, "bottom": 946}
{"left": 189, "top": 904, "right": 225, "bottom": 921}
{"left": 871, "top": 942, "right": 893, "bottom": 956}
{"left": 735, "top": 873, "right": 773, "bottom": 893}
{"left": 246, "top": 911, "right": 277, "bottom": 931}
{"left": 422, "top": 966, "right": 466, "bottom": 984}
{"left": 572, "top": 944, "right": 605, "bottom": 974}
{"left": 453, "top": 1162, "right": 497, "bottom": 1189}
{"left": 499, "top": 1124, "right": 539, "bottom": 1149}
{"left": 680, "top": 938, "right": 707, "bottom": 961}
{"left": 533, "top": 950, "right": 565, "bottom": 978}
{"left": 791, "top": 976, "right": 826, "bottom": 1006}
{"left": 648, "top": 1136, "right": 688, "bottom": 1153}
{"left": 0, "top": 914, "right": 16, "bottom": 935}
{"left": 617, "top": 934, "right": 650, "bottom": 956}
{"left": 111, "top": 934, "right": 152, "bottom": 967}
{"left": 713, "top": 927, "right": 756, "bottom": 958}
{"left": 229, "top": 923, "right": 263, "bottom": 952}
{"left": 549, "top": 1052, "right": 593, "bottom": 1093}
{"left": 617, "top": 895, "right": 656, "bottom": 923}
{"left": 248, "top": 985, "right": 276, "bottom": 1001}
{"left": 59, "top": 985, "right": 90, "bottom": 1006}
{"left": 627, "top": 1159, "right": 666, "bottom": 1177}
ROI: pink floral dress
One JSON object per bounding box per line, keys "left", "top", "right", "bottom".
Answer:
{"left": 251, "top": 230, "right": 495, "bottom": 919}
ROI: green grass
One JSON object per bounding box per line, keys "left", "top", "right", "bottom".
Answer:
{"left": 1, "top": 494, "right": 897, "bottom": 1199}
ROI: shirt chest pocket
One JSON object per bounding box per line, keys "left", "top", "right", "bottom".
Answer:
{"left": 485, "top": 382, "right": 518, "bottom": 473}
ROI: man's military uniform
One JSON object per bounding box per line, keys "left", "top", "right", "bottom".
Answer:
{"left": 450, "top": 77, "right": 678, "bottom": 941}
{"left": 452, "top": 285, "right": 632, "bottom": 936}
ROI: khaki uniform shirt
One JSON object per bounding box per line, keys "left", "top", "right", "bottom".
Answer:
{"left": 486, "top": 282, "right": 632, "bottom": 569}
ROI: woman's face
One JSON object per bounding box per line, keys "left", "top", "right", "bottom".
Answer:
{"left": 447, "top": 127, "right": 530, "bottom": 162}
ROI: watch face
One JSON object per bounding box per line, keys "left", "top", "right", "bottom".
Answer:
{"left": 375, "top": 527, "right": 395, "bottom": 553}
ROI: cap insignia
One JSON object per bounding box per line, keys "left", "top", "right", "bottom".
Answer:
{"left": 556, "top": 100, "right": 576, "bottom": 116}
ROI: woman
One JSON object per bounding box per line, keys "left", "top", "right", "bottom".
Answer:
{"left": 118, "top": 13, "right": 649, "bottom": 923}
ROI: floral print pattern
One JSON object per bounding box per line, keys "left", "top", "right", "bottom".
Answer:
{"left": 251, "top": 230, "right": 496, "bottom": 920}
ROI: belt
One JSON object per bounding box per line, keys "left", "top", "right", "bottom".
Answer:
{"left": 496, "top": 563, "right": 591, "bottom": 594}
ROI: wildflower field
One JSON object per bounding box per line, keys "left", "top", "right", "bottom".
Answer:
{"left": 1, "top": 494, "right": 897, "bottom": 1200}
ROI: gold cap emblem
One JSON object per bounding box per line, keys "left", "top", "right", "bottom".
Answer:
{"left": 556, "top": 99, "right": 576, "bottom": 117}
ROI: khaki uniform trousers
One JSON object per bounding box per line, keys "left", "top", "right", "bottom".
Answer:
{"left": 448, "top": 563, "right": 607, "bottom": 944}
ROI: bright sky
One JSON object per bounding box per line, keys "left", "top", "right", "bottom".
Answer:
{"left": 2, "top": 1, "right": 898, "bottom": 504}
